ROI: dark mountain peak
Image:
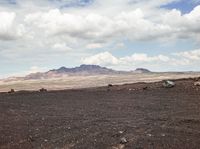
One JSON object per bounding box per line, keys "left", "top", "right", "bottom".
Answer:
{"left": 53, "top": 65, "right": 103, "bottom": 71}
{"left": 78, "top": 64, "right": 109, "bottom": 71}
{"left": 134, "top": 68, "right": 151, "bottom": 73}
{"left": 52, "top": 66, "right": 69, "bottom": 73}
{"left": 50, "top": 66, "right": 65, "bottom": 71}
{"left": 59, "top": 66, "right": 67, "bottom": 70}
{"left": 79, "top": 64, "right": 102, "bottom": 69}
{"left": 48, "top": 64, "right": 116, "bottom": 75}
{"left": 58, "top": 66, "right": 68, "bottom": 71}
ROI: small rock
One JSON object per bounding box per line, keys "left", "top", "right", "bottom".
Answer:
{"left": 112, "top": 144, "right": 125, "bottom": 149}
{"left": 161, "top": 133, "right": 166, "bottom": 137}
{"left": 147, "top": 134, "right": 152, "bottom": 137}
{"left": 108, "top": 84, "right": 113, "bottom": 87}
{"left": 135, "top": 147, "right": 143, "bottom": 149}
{"left": 118, "top": 131, "right": 124, "bottom": 134}
{"left": 28, "top": 135, "right": 34, "bottom": 142}
{"left": 39, "top": 88, "right": 47, "bottom": 92}
{"left": 8, "top": 89, "right": 15, "bottom": 94}
{"left": 129, "top": 88, "right": 136, "bottom": 91}
{"left": 112, "top": 130, "right": 125, "bottom": 137}
{"left": 194, "top": 81, "right": 200, "bottom": 86}
{"left": 44, "top": 139, "right": 48, "bottom": 142}
{"left": 143, "top": 86, "right": 148, "bottom": 90}
{"left": 120, "top": 137, "right": 128, "bottom": 144}
{"left": 194, "top": 77, "right": 200, "bottom": 81}
{"left": 19, "top": 139, "right": 24, "bottom": 144}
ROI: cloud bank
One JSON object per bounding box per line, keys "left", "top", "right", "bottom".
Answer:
{"left": 0, "top": 0, "right": 200, "bottom": 75}
{"left": 82, "top": 49, "right": 200, "bottom": 71}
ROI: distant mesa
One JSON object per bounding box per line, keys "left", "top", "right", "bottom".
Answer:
{"left": 134, "top": 68, "right": 151, "bottom": 73}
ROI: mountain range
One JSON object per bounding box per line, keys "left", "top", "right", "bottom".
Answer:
{"left": 2, "top": 65, "right": 151, "bottom": 81}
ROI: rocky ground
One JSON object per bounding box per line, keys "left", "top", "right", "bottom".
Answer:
{"left": 1, "top": 78, "right": 200, "bottom": 149}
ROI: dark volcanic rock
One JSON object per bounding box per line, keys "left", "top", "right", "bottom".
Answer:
{"left": 39, "top": 88, "right": 47, "bottom": 92}
{"left": 1, "top": 79, "right": 200, "bottom": 149}
{"left": 8, "top": 89, "right": 15, "bottom": 93}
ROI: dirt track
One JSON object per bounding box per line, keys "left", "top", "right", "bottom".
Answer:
{"left": 1, "top": 78, "right": 200, "bottom": 149}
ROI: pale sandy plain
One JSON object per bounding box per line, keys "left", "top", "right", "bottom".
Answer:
{"left": 0, "top": 72, "right": 200, "bottom": 92}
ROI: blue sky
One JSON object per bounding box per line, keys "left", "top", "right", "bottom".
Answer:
{"left": 163, "top": 0, "right": 200, "bottom": 13}
{"left": 0, "top": 0, "right": 200, "bottom": 78}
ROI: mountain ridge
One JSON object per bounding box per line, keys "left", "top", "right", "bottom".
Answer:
{"left": 1, "top": 65, "right": 151, "bottom": 81}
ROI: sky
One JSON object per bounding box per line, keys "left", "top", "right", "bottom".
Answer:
{"left": 0, "top": 0, "right": 200, "bottom": 78}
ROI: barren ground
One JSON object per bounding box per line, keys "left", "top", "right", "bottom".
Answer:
{"left": 1, "top": 73, "right": 200, "bottom": 92}
{"left": 1, "top": 78, "right": 200, "bottom": 149}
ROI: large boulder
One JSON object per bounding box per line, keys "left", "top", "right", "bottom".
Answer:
{"left": 162, "top": 80, "right": 175, "bottom": 88}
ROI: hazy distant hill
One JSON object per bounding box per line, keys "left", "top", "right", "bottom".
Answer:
{"left": 1, "top": 65, "right": 151, "bottom": 81}
{"left": 24, "top": 65, "right": 120, "bottom": 80}
{"left": 25, "top": 65, "right": 152, "bottom": 79}
{"left": 49, "top": 64, "right": 117, "bottom": 75}
{"left": 134, "top": 68, "right": 151, "bottom": 73}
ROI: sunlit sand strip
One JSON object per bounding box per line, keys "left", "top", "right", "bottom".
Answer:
{"left": 0, "top": 73, "right": 200, "bottom": 92}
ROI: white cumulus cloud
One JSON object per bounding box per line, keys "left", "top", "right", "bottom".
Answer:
{"left": 0, "top": 11, "right": 25, "bottom": 40}
{"left": 82, "top": 49, "right": 200, "bottom": 70}
{"left": 1, "top": 0, "right": 200, "bottom": 74}
{"left": 82, "top": 52, "right": 119, "bottom": 66}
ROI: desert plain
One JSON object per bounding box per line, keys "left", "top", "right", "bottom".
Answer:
{"left": 1, "top": 73, "right": 200, "bottom": 149}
